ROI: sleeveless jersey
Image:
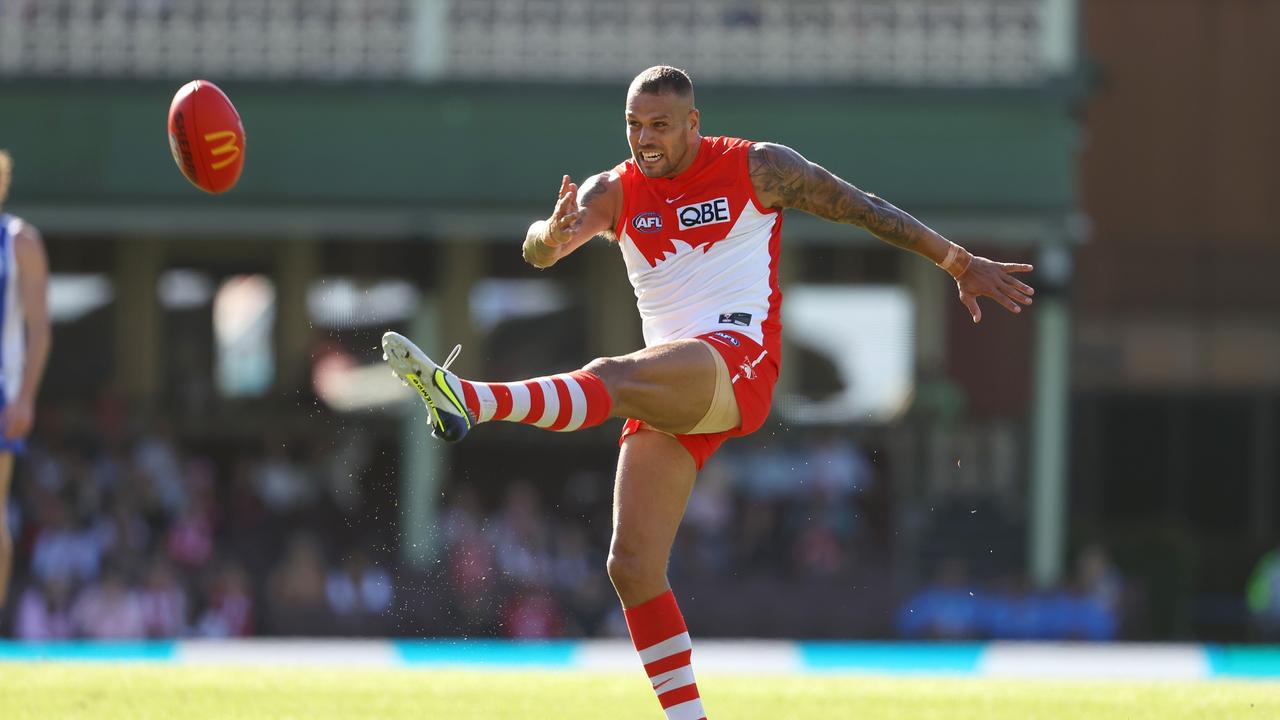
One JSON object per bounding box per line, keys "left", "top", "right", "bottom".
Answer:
{"left": 611, "top": 136, "right": 783, "bottom": 356}
{"left": 0, "top": 214, "right": 26, "bottom": 401}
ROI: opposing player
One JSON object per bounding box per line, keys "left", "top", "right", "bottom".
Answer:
{"left": 384, "top": 66, "right": 1033, "bottom": 719}
{"left": 0, "top": 150, "right": 52, "bottom": 610}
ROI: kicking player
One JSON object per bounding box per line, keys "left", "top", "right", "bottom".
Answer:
{"left": 384, "top": 66, "right": 1034, "bottom": 719}
{"left": 0, "top": 150, "right": 52, "bottom": 610}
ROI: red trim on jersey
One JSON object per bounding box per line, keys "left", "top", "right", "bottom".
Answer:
{"left": 761, "top": 205, "right": 785, "bottom": 358}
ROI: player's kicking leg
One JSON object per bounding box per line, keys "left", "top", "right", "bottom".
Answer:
{"left": 382, "top": 331, "right": 719, "bottom": 439}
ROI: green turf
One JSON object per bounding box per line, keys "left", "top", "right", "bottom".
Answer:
{"left": 1, "top": 665, "right": 1277, "bottom": 719}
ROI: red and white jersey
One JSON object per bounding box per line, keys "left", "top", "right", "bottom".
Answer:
{"left": 611, "top": 136, "right": 783, "bottom": 356}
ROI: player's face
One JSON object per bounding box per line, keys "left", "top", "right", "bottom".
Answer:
{"left": 625, "top": 91, "right": 700, "bottom": 179}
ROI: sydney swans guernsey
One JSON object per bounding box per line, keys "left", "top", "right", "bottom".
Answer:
{"left": 612, "top": 136, "right": 783, "bottom": 356}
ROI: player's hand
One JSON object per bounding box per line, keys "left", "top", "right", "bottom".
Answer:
{"left": 544, "top": 174, "right": 584, "bottom": 248}
{"left": 955, "top": 257, "right": 1035, "bottom": 323}
{"left": 1, "top": 397, "right": 34, "bottom": 441}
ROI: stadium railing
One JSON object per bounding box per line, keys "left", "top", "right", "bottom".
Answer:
{"left": 0, "top": 0, "right": 1074, "bottom": 85}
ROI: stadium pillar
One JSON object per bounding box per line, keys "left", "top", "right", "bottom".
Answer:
{"left": 274, "top": 238, "right": 318, "bottom": 392}
{"left": 398, "top": 240, "right": 479, "bottom": 569}
{"left": 408, "top": 0, "right": 448, "bottom": 79}
{"left": 439, "top": 241, "right": 482, "bottom": 376}
{"left": 1029, "top": 244, "right": 1072, "bottom": 588}
{"left": 906, "top": 250, "right": 948, "bottom": 380}
{"left": 114, "top": 237, "right": 163, "bottom": 402}
{"left": 400, "top": 299, "right": 445, "bottom": 570}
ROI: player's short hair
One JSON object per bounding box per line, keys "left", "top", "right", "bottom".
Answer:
{"left": 0, "top": 150, "right": 10, "bottom": 207}
{"left": 629, "top": 65, "right": 694, "bottom": 102}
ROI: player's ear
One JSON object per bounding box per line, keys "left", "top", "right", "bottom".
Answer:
{"left": 687, "top": 107, "right": 700, "bottom": 135}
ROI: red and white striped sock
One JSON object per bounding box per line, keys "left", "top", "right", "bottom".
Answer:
{"left": 458, "top": 369, "right": 612, "bottom": 432}
{"left": 624, "top": 590, "right": 707, "bottom": 720}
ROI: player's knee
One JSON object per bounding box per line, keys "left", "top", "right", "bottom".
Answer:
{"left": 585, "top": 356, "right": 634, "bottom": 395}
{"left": 606, "top": 547, "right": 661, "bottom": 595}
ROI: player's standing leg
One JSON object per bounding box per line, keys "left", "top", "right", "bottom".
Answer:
{"left": 0, "top": 452, "right": 13, "bottom": 607}
{"left": 611, "top": 430, "right": 709, "bottom": 720}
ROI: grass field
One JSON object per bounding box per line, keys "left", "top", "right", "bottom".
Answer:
{"left": 1, "top": 665, "right": 1278, "bottom": 719}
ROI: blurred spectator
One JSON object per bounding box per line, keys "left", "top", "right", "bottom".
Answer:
{"left": 252, "top": 438, "right": 318, "bottom": 516}
{"left": 71, "top": 568, "right": 146, "bottom": 639}
{"left": 550, "top": 525, "right": 610, "bottom": 635}
{"left": 266, "top": 533, "right": 331, "bottom": 634}
{"left": 166, "top": 494, "right": 214, "bottom": 569}
{"left": 29, "top": 501, "right": 101, "bottom": 584}
{"left": 501, "top": 583, "right": 563, "bottom": 639}
{"left": 493, "top": 482, "right": 554, "bottom": 587}
{"left": 1076, "top": 543, "right": 1122, "bottom": 639}
{"left": 897, "top": 550, "right": 1123, "bottom": 641}
{"left": 897, "top": 558, "right": 980, "bottom": 639}
{"left": 14, "top": 574, "right": 75, "bottom": 640}
{"left": 680, "top": 455, "right": 732, "bottom": 576}
{"left": 440, "top": 486, "right": 501, "bottom": 635}
{"left": 138, "top": 556, "right": 188, "bottom": 637}
{"left": 195, "top": 561, "right": 254, "bottom": 638}
{"left": 133, "top": 420, "right": 187, "bottom": 516}
{"left": 326, "top": 548, "right": 393, "bottom": 634}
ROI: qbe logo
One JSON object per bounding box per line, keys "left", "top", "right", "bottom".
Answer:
{"left": 632, "top": 212, "right": 663, "bottom": 234}
{"left": 676, "top": 197, "right": 731, "bottom": 230}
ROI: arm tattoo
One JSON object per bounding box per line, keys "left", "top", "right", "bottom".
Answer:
{"left": 749, "top": 142, "right": 922, "bottom": 251}
{"left": 577, "top": 173, "right": 616, "bottom": 242}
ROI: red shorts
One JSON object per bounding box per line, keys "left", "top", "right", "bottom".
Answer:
{"left": 619, "top": 330, "right": 779, "bottom": 470}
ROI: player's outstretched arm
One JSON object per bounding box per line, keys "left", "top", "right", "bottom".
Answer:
{"left": 523, "top": 171, "right": 620, "bottom": 269}
{"left": 748, "top": 142, "right": 1035, "bottom": 323}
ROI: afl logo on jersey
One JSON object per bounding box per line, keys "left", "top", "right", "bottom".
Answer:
{"left": 677, "top": 197, "right": 731, "bottom": 230}
{"left": 632, "top": 212, "right": 663, "bottom": 234}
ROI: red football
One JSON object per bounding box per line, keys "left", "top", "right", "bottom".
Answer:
{"left": 167, "top": 80, "right": 245, "bottom": 194}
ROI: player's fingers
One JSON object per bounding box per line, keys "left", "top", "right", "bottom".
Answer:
{"left": 558, "top": 174, "right": 571, "bottom": 197}
{"left": 960, "top": 291, "right": 982, "bottom": 324}
{"left": 990, "top": 289, "right": 1022, "bottom": 314}
{"left": 1006, "top": 276, "right": 1036, "bottom": 296}
{"left": 1002, "top": 263, "right": 1035, "bottom": 274}
{"left": 1001, "top": 278, "right": 1034, "bottom": 305}
{"left": 552, "top": 191, "right": 574, "bottom": 220}
{"left": 558, "top": 211, "right": 581, "bottom": 230}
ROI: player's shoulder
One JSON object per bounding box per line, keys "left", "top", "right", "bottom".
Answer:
{"left": 8, "top": 216, "right": 43, "bottom": 242}
{"left": 5, "top": 216, "right": 46, "bottom": 259}
{"left": 581, "top": 168, "right": 624, "bottom": 200}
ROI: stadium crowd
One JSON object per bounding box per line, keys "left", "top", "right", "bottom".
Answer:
{"left": 2, "top": 401, "right": 1124, "bottom": 641}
